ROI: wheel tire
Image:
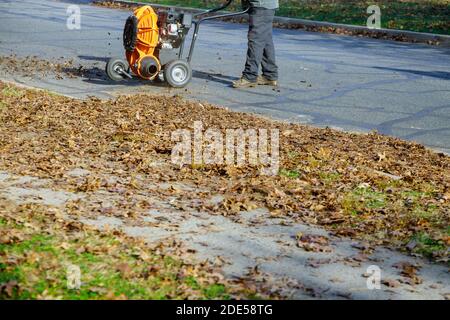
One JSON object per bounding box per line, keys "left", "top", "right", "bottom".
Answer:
{"left": 106, "top": 57, "right": 129, "bottom": 81}
{"left": 123, "top": 15, "right": 138, "bottom": 52}
{"left": 164, "top": 60, "right": 192, "bottom": 88}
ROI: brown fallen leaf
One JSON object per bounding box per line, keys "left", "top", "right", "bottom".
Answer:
{"left": 393, "top": 261, "right": 422, "bottom": 285}
{"left": 381, "top": 279, "right": 401, "bottom": 288}
{"left": 297, "top": 234, "right": 333, "bottom": 252}
{"left": 0, "top": 280, "right": 19, "bottom": 297}
{"left": 306, "top": 258, "right": 332, "bottom": 268}
{"left": 116, "top": 263, "right": 132, "bottom": 279}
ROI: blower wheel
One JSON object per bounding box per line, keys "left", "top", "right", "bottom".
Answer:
{"left": 106, "top": 57, "right": 130, "bottom": 81}
{"left": 164, "top": 60, "right": 192, "bottom": 88}
{"left": 123, "top": 15, "right": 138, "bottom": 52}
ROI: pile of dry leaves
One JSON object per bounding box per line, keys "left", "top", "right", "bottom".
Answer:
{"left": 0, "top": 198, "right": 272, "bottom": 299}
{"left": 0, "top": 81, "right": 448, "bottom": 262}
{"left": 0, "top": 55, "right": 105, "bottom": 80}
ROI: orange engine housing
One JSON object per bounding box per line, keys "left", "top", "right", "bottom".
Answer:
{"left": 125, "top": 6, "right": 161, "bottom": 80}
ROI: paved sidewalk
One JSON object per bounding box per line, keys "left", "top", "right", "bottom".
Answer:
{"left": 1, "top": 170, "right": 449, "bottom": 299}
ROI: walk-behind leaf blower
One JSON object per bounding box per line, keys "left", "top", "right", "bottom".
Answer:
{"left": 106, "top": 0, "right": 249, "bottom": 88}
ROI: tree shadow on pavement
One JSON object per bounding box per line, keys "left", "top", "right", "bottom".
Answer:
{"left": 193, "top": 70, "right": 239, "bottom": 86}
{"left": 373, "top": 66, "right": 450, "bottom": 80}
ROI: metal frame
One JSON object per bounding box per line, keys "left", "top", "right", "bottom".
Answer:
{"left": 177, "top": 0, "right": 250, "bottom": 62}
{"left": 114, "top": 0, "right": 249, "bottom": 81}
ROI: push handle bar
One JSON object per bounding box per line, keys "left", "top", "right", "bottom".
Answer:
{"left": 187, "top": 0, "right": 250, "bottom": 62}
{"left": 194, "top": 0, "right": 234, "bottom": 18}
{"left": 183, "top": 0, "right": 250, "bottom": 63}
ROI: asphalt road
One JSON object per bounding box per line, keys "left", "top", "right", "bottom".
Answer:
{"left": 1, "top": 0, "right": 450, "bottom": 153}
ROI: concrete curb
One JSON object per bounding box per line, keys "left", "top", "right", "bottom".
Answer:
{"left": 93, "top": 0, "right": 450, "bottom": 47}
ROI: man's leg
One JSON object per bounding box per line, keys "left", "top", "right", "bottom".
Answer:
{"left": 242, "top": 8, "right": 272, "bottom": 82}
{"left": 261, "top": 10, "right": 278, "bottom": 81}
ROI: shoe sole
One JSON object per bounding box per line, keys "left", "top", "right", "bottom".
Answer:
{"left": 257, "top": 78, "right": 278, "bottom": 86}
{"left": 233, "top": 83, "right": 257, "bottom": 88}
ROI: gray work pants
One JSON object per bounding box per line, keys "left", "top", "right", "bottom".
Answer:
{"left": 242, "top": 7, "right": 278, "bottom": 82}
